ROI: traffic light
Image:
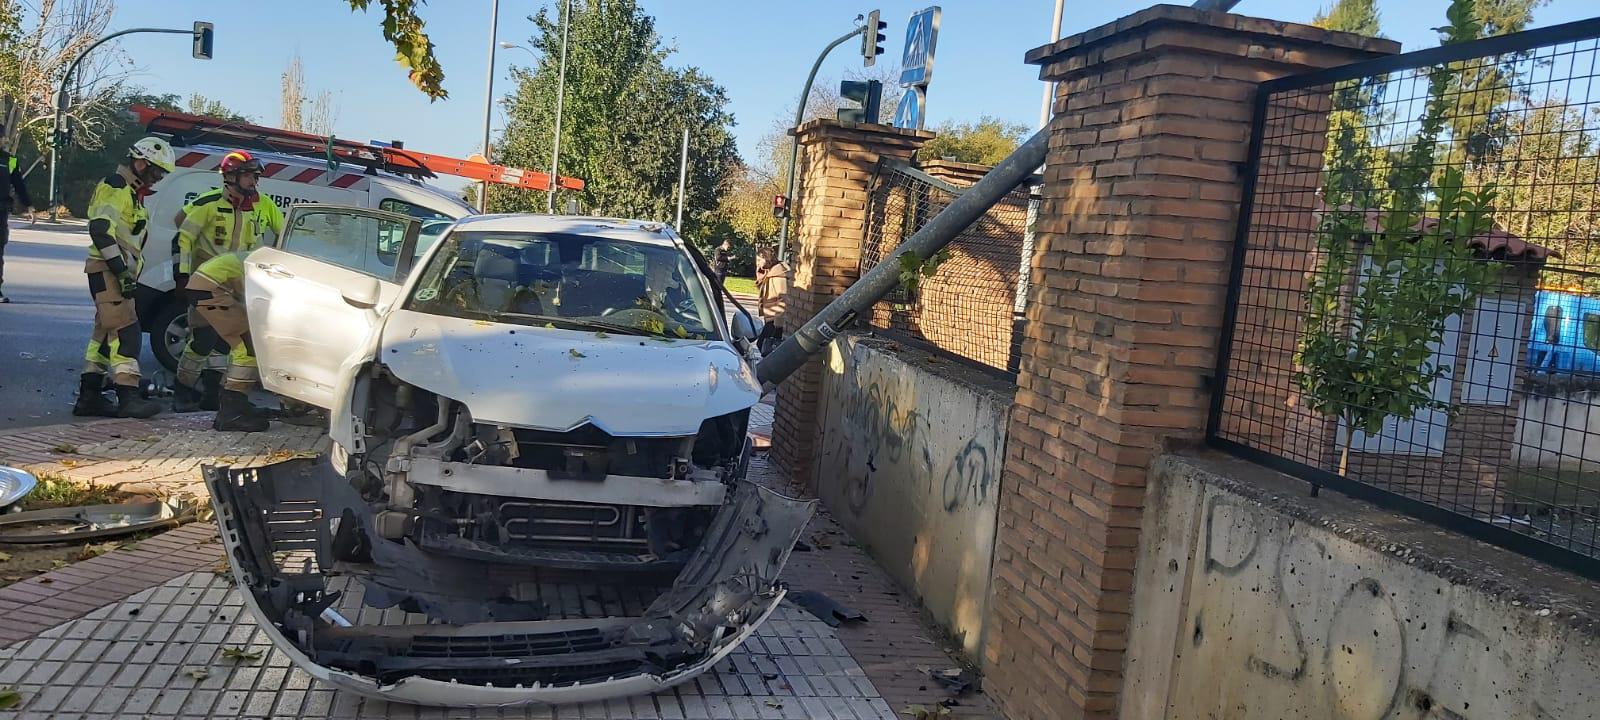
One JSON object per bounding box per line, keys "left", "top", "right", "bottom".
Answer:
{"left": 193, "top": 21, "right": 214, "bottom": 60}
{"left": 837, "top": 80, "right": 883, "bottom": 125}
{"left": 861, "top": 10, "right": 886, "bottom": 67}
{"left": 773, "top": 194, "right": 790, "bottom": 219}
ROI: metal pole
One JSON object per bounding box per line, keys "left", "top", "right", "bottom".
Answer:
{"left": 756, "top": 127, "right": 1050, "bottom": 388}
{"left": 675, "top": 125, "right": 689, "bottom": 228}
{"left": 777, "top": 25, "right": 866, "bottom": 262}
{"left": 547, "top": 0, "right": 571, "bottom": 214}
{"left": 48, "top": 27, "right": 191, "bottom": 221}
{"left": 1038, "top": 0, "right": 1065, "bottom": 129}
{"left": 478, "top": 0, "right": 499, "bottom": 213}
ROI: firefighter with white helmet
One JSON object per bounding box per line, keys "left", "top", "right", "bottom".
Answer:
{"left": 72, "top": 136, "right": 174, "bottom": 418}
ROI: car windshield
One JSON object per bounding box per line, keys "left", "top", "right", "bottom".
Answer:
{"left": 405, "top": 229, "right": 721, "bottom": 339}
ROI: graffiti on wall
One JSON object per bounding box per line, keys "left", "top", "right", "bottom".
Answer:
{"left": 818, "top": 342, "right": 1002, "bottom": 518}
{"left": 1190, "top": 494, "right": 1591, "bottom": 720}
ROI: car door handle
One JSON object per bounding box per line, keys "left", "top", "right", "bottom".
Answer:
{"left": 256, "top": 262, "right": 295, "bottom": 279}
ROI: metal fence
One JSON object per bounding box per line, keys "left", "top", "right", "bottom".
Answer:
{"left": 858, "top": 160, "right": 1040, "bottom": 378}
{"left": 1209, "top": 17, "right": 1600, "bottom": 578}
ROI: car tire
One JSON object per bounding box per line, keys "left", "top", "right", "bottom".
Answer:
{"left": 151, "top": 301, "right": 188, "bottom": 374}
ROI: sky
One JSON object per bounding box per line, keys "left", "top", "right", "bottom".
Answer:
{"left": 113, "top": 0, "right": 1597, "bottom": 193}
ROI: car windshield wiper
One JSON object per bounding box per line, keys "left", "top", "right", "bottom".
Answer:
{"left": 495, "top": 313, "right": 663, "bottom": 338}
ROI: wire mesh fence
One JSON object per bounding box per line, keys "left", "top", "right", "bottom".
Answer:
{"left": 1210, "top": 18, "right": 1600, "bottom": 577}
{"left": 857, "top": 161, "right": 1039, "bottom": 378}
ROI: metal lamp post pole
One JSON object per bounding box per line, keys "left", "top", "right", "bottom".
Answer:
{"left": 674, "top": 125, "right": 689, "bottom": 228}
{"left": 548, "top": 0, "right": 571, "bottom": 214}
{"left": 776, "top": 24, "right": 865, "bottom": 262}
{"left": 478, "top": 0, "right": 500, "bottom": 213}
{"left": 48, "top": 27, "right": 195, "bottom": 221}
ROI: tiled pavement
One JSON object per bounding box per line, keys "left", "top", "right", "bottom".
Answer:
{"left": 0, "top": 412, "right": 995, "bottom": 718}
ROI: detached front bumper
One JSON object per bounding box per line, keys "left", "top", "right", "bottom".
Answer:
{"left": 205, "top": 458, "right": 815, "bottom": 707}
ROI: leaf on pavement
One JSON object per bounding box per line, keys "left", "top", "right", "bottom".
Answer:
{"left": 222, "top": 646, "right": 263, "bottom": 663}
{"left": 0, "top": 551, "right": 10, "bottom": 562}
{"left": 183, "top": 668, "right": 210, "bottom": 681}
{"left": 51, "top": 443, "right": 78, "bottom": 454}
{"left": 0, "top": 687, "right": 22, "bottom": 710}
{"left": 569, "top": 349, "right": 586, "bottom": 358}
{"left": 50, "top": 559, "right": 67, "bottom": 569}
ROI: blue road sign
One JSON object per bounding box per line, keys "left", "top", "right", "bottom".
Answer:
{"left": 899, "top": 6, "right": 940, "bottom": 87}
{"left": 892, "top": 86, "right": 925, "bottom": 130}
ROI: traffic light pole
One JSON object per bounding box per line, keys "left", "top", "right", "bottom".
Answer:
{"left": 776, "top": 24, "right": 865, "bottom": 263}
{"left": 47, "top": 26, "right": 208, "bottom": 220}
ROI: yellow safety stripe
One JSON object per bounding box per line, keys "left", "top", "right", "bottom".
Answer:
{"left": 86, "top": 181, "right": 149, "bottom": 269}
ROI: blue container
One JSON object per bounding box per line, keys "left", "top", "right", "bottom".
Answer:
{"left": 1527, "top": 290, "right": 1600, "bottom": 376}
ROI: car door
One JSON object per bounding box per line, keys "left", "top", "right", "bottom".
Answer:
{"left": 243, "top": 205, "right": 419, "bottom": 409}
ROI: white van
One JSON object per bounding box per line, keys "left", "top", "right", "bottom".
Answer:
{"left": 133, "top": 144, "right": 474, "bottom": 371}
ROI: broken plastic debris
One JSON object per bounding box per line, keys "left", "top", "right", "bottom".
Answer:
{"left": 788, "top": 590, "right": 867, "bottom": 627}
{"left": 927, "top": 667, "right": 978, "bottom": 694}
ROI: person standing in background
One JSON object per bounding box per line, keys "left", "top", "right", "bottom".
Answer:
{"left": 0, "top": 121, "right": 36, "bottom": 304}
{"left": 754, "top": 245, "right": 790, "bottom": 355}
{"left": 711, "top": 240, "right": 731, "bottom": 288}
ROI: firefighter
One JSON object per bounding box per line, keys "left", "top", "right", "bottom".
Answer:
{"left": 186, "top": 251, "right": 269, "bottom": 431}
{"left": 73, "top": 137, "right": 174, "bottom": 418}
{"left": 0, "top": 119, "right": 35, "bottom": 304}
{"left": 171, "top": 150, "right": 283, "bottom": 412}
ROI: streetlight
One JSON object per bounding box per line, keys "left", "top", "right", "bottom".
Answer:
{"left": 478, "top": 0, "right": 500, "bottom": 213}
{"left": 498, "top": 41, "right": 536, "bottom": 61}
{"left": 47, "top": 21, "right": 214, "bottom": 220}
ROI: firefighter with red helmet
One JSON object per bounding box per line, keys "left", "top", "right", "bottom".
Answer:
{"left": 170, "top": 150, "right": 283, "bottom": 430}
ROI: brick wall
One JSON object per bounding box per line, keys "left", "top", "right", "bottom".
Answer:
{"left": 771, "top": 120, "right": 930, "bottom": 487}
{"left": 983, "top": 7, "right": 1397, "bottom": 719}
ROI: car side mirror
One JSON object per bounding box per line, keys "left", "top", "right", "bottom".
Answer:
{"left": 731, "top": 312, "right": 758, "bottom": 342}
{"left": 342, "top": 277, "right": 381, "bottom": 310}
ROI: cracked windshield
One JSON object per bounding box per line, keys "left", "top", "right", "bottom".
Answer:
{"left": 406, "top": 230, "right": 718, "bottom": 339}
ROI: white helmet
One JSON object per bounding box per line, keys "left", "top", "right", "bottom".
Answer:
{"left": 129, "top": 136, "right": 176, "bottom": 173}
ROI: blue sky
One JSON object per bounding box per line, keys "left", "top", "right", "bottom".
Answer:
{"left": 115, "top": 0, "right": 1595, "bottom": 192}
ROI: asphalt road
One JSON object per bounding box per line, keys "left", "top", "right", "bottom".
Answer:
{"left": 0, "top": 219, "right": 164, "bottom": 430}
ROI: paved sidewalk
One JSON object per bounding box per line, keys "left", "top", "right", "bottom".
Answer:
{"left": 0, "top": 414, "right": 993, "bottom": 718}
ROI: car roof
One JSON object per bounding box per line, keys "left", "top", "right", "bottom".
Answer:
{"left": 449, "top": 214, "right": 680, "bottom": 247}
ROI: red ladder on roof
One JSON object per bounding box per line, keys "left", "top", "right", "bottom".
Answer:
{"left": 130, "top": 104, "right": 585, "bottom": 193}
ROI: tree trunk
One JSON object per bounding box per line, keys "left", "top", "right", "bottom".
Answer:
{"left": 1339, "top": 421, "right": 1355, "bottom": 477}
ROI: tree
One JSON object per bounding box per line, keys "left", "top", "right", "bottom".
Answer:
{"left": 344, "top": 0, "right": 445, "bottom": 100}
{"left": 186, "top": 94, "right": 250, "bottom": 123}
{"left": 917, "top": 117, "right": 1030, "bottom": 166}
{"left": 1295, "top": 0, "right": 1501, "bottom": 476}
{"left": 0, "top": 0, "right": 122, "bottom": 155}
{"left": 1311, "top": 0, "right": 1380, "bottom": 36}
{"left": 306, "top": 91, "right": 339, "bottom": 135}
{"left": 756, "top": 64, "right": 904, "bottom": 194}
{"left": 491, "top": 0, "right": 739, "bottom": 247}
{"left": 1448, "top": 0, "right": 1549, "bottom": 164}
{"left": 281, "top": 54, "right": 304, "bottom": 131}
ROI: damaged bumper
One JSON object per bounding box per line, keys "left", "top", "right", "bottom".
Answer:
{"left": 205, "top": 458, "right": 815, "bottom": 707}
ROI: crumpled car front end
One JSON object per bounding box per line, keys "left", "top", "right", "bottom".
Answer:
{"left": 206, "top": 457, "right": 814, "bottom": 707}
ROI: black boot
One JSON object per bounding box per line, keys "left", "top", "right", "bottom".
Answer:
{"left": 172, "top": 382, "right": 203, "bottom": 412}
{"left": 114, "top": 385, "right": 162, "bottom": 419}
{"left": 199, "top": 370, "right": 222, "bottom": 411}
{"left": 214, "top": 389, "right": 270, "bottom": 432}
{"left": 71, "top": 372, "right": 117, "bottom": 417}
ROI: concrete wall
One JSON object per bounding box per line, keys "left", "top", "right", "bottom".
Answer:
{"left": 1517, "top": 389, "right": 1600, "bottom": 470}
{"left": 1123, "top": 453, "right": 1600, "bottom": 720}
{"left": 814, "top": 334, "right": 1011, "bottom": 661}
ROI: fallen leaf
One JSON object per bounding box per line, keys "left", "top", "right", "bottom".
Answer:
{"left": 0, "top": 551, "right": 10, "bottom": 562}
{"left": 58, "top": 459, "right": 78, "bottom": 468}
{"left": 674, "top": 325, "right": 689, "bottom": 338}
{"left": 1, "top": 576, "right": 23, "bottom": 582}
{"left": 0, "top": 688, "right": 21, "bottom": 710}
{"left": 212, "top": 559, "right": 232, "bottom": 576}
{"left": 544, "top": 322, "right": 556, "bottom": 329}
{"left": 902, "top": 705, "right": 952, "bottom": 719}
{"left": 183, "top": 668, "right": 209, "bottom": 681}
{"left": 37, "top": 578, "right": 52, "bottom": 585}
{"left": 50, "top": 560, "right": 67, "bottom": 569}
{"left": 222, "top": 646, "right": 263, "bottom": 663}
{"left": 569, "top": 349, "right": 586, "bottom": 358}
{"left": 51, "top": 443, "right": 78, "bottom": 454}
{"left": 765, "top": 700, "right": 784, "bottom": 709}
{"left": 78, "top": 542, "right": 121, "bottom": 560}
{"left": 594, "top": 331, "right": 609, "bottom": 338}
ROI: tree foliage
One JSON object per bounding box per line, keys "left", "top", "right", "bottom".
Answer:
{"left": 1447, "top": 0, "right": 1549, "bottom": 164}
{"left": 186, "top": 94, "right": 250, "bottom": 123}
{"left": 1311, "top": 0, "right": 1380, "bottom": 36}
{"left": 345, "top": 0, "right": 446, "bottom": 100}
{"left": 917, "top": 116, "right": 1030, "bottom": 166}
{"left": 1296, "top": 0, "right": 1502, "bottom": 474}
{"left": 491, "top": 0, "right": 739, "bottom": 248}
{"left": 0, "top": 0, "right": 121, "bottom": 154}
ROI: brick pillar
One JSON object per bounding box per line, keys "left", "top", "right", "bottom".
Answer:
{"left": 918, "top": 158, "right": 992, "bottom": 187}
{"left": 771, "top": 119, "right": 931, "bottom": 487}
{"left": 983, "top": 7, "right": 1397, "bottom": 720}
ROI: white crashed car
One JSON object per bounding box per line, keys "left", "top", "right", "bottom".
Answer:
{"left": 206, "top": 207, "right": 812, "bottom": 707}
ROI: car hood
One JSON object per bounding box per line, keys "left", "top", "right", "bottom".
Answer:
{"left": 377, "top": 309, "right": 761, "bottom": 435}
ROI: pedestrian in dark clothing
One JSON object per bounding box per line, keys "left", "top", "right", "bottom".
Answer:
{"left": 711, "top": 240, "right": 732, "bottom": 288}
{"left": 0, "top": 123, "right": 37, "bottom": 304}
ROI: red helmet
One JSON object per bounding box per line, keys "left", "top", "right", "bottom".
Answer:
{"left": 219, "top": 150, "right": 262, "bottom": 176}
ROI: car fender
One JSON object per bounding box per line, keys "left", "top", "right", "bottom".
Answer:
{"left": 329, "top": 316, "right": 389, "bottom": 456}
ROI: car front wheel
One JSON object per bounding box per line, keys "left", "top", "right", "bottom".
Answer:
{"left": 151, "top": 301, "right": 188, "bottom": 373}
